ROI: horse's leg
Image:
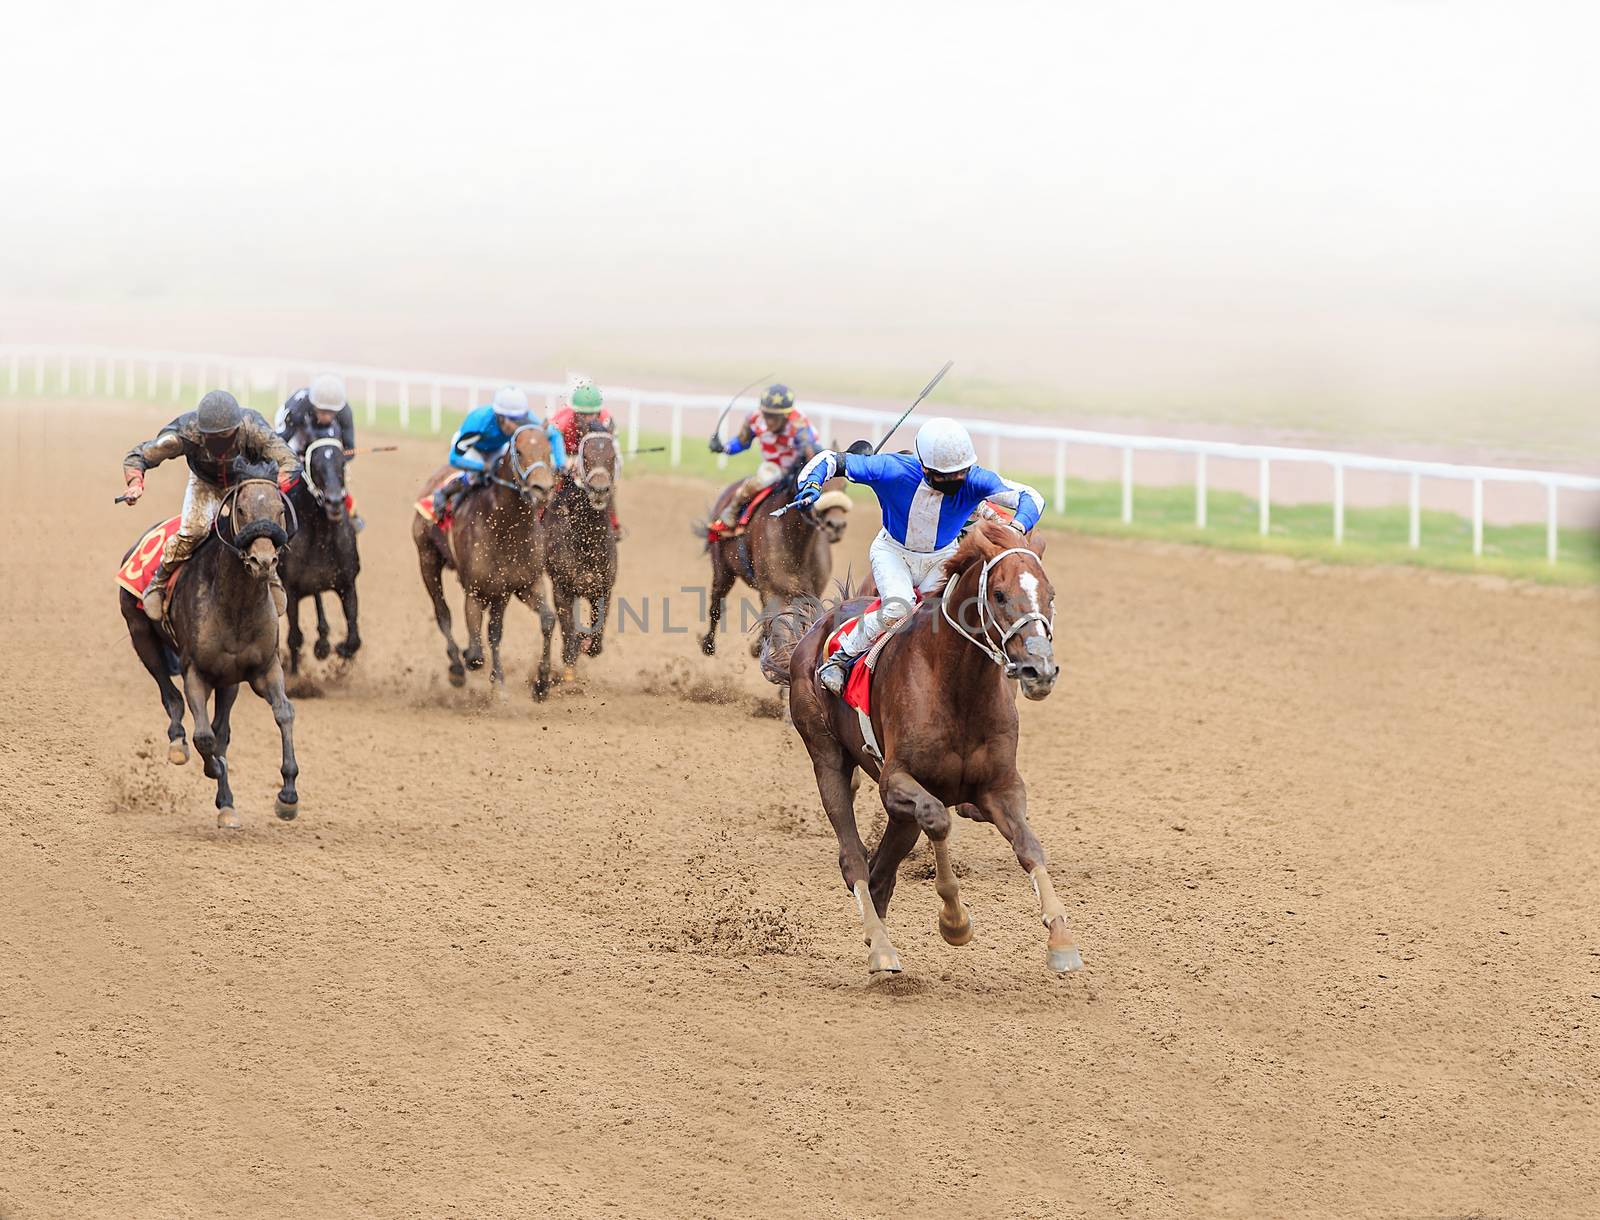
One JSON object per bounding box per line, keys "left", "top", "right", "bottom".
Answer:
{"left": 125, "top": 607, "right": 188, "bottom": 763}
{"left": 514, "top": 584, "right": 555, "bottom": 701}
{"left": 334, "top": 581, "right": 361, "bottom": 659}
{"left": 462, "top": 595, "right": 486, "bottom": 670}
{"left": 813, "top": 753, "right": 901, "bottom": 974}
{"left": 486, "top": 596, "right": 509, "bottom": 694}
{"left": 312, "top": 593, "right": 332, "bottom": 660}
{"left": 417, "top": 536, "right": 465, "bottom": 685}
{"left": 701, "top": 551, "right": 735, "bottom": 656}
{"left": 249, "top": 661, "right": 300, "bottom": 821}
{"left": 974, "top": 777, "right": 1081, "bottom": 973}
{"left": 285, "top": 594, "right": 304, "bottom": 675}
{"left": 879, "top": 768, "right": 971, "bottom": 946}
{"left": 554, "top": 583, "right": 579, "bottom": 681}
{"left": 583, "top": 594, "right": 607, "bottom": 658}
{"left": 182, "top": 668, "right": 237, "bottom": 828}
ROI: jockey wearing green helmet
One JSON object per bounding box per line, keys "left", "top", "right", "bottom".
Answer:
{"left": 549, "top": 377, "right": 622, "bottom": 536}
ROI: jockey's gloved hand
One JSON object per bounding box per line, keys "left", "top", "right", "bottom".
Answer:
{"left": 708, "top": 434, "right": 725, "bottom": 455}
{"left": 121, "top": 476, "right": 144, "bottom": 505}
{"left": 792, "top": 482, "right": 821, "bottom": 509}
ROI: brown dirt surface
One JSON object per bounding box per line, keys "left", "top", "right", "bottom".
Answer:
{"left": 2, "top": 398, "right": 1598, "bottom": 1219}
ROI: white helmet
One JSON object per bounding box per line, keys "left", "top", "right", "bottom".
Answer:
{"left": 492, "top": 385, "right": 530, "bottom": 418}
{"left": 914, "top": 417, "right": 976, "bottom": 473}
{"left": 309, "top": 373, "right": 347, "bottom": 412}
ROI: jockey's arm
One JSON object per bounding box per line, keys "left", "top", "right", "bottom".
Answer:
{"left": 793, "top": 424, "right": 819, "bottom": 466}
{"left": 122, "top": 428, "right": 185, "bottom": 486}
{"left": 448, "top": 428, "right": 488, "bottom": 473}
{"left": 337, "top": 406, "right": 356, "bottom": 458}
{"left": 723, "top": 417, "right": 758, "bottom": 456}
{"left": 546, "top": 424, "right": 568, "bottom": 472}
{"left": 241, "top": 416, "right": 301, "bottom": 484}
{"left": 798, "top": 450, "right": 902, "bottom": 491}
{"left": 967, "top": 467, "right": 1046, "bottom": 532}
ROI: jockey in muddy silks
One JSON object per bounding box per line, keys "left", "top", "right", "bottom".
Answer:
{"left": 546, "top": 378, "right": 623, "bottom": 536}
{"left": 432, "top": 385, "right": 564, "bottom": 518}
{"left": 708, "top": 384, "right": 818, "bottom": 530}
{"left": 121, "top": 390, "right": 300, "bottom": 623}
{"left": 794, "top": 417, "right": 1044, "bottom": 694}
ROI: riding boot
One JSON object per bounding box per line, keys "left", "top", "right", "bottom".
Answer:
{"left": 431, "top": 486, "right": 449, "bottom": 520}
{"left": 142, "top": 562, "right": 172, "bottom": 622}
{"left": 269, "top": 572, "right": 288, "bottom": 617}
{"left": 717, "top": 499, "right": 743, "bottom": 530}
{"left": 818, "top": 650, "right": 860, "bottom": 695}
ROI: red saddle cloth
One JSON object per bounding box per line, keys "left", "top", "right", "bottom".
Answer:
{"left": 823, "top": 599, "right": 884, "bottom": 717}
{"left": 705, "top": 483, "right": 778, "bottom": 542}
{"left": 415, "top": 474, "right": 466, "bottom": 532}
{"left": 116, "top": 516, "right": 182, "bottom": 596}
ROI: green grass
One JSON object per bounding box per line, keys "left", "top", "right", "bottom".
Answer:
{"left": 14, "top": 378, "right": 1597, "bottom": 585}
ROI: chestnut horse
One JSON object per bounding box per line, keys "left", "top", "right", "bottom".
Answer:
{"left": 695, "top": 467, "right": 850, "bottom": 658}
{"left": 119, "top": 479, "right": 301, "bottom": 829}
{"left": 412, "top": 425, "right": 557, "bottom": 698}
{"left": 763, "top": 520, "right": 1078, "bottom": 976}
{"left": 544, "top": 429, "right": 619, "bottom": 682}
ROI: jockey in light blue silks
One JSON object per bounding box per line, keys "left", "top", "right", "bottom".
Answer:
{"left": 793, "top": 417, "right": 1044, "bottom": 694}
{"left": 432, "top": 385, "right": 568, "bottom": 518}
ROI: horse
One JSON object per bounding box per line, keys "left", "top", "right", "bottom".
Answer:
{"left": 412, "top": 424, "right": 558, "bottom": 699}
{"left": 762, "top": 519, "right": 1077, "bottom": 976}
{"left": 280, "top": 437, "right": 361, "bottom": 674}
{"left": 544, "top": 429, "right": 619, "bottom": 683}
{"left": 119, "top": 479, "right": 302, "bottom": 829}
{"left": 694, "top": 465, "right": 851, "bottom": 659}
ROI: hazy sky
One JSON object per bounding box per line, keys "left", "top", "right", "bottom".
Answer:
{"left": 4, "top": 1, "right": 1597, "bottom": 435}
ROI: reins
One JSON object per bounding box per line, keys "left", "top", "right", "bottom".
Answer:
{"left": 939, "top": 546, "right": 1053, "bottom": 677}
{"left": 302, "top": 437, "right": 345, "bottom": 506}
{"left": 214, "top": 478, "right": 296, "bottom": 556}
{"left": 485, "top": 424, "right": 551, "bottom": 503}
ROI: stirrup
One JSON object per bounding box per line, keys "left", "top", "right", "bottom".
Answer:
{"left": 818, "top": 651, "right": 858, "bottom": 695}
{"left": 142, "top": 586, "right": 166, "bottom": 623}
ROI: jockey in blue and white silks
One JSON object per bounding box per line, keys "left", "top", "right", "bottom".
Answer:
{"left": 793, "top": 417, "right": 1044, "bottom": 694}
{"left": 433, "top": 386, "right": 568, "bottom": 517}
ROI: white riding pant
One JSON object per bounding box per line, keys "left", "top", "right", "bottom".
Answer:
{"left": 162, "top": 473, "right": 224, "bottom": 565}
{"left": 835, "top": 530, "right": 958, "bottom": 656}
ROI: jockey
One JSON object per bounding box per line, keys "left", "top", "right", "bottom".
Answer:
{"left": 793, "top": 417, "right": 1044, "bottom": 694}
{"left": 277, "top": 373, "right": 363, "bottom": 531}
{"left": 121, "top": 390, "right": 300, "bottom": 623}
{"left": 432, "top": 385, "right": 559, "bottom": 519}
{"left": 546, "top": 378, "right": 622, "bottom": 536}
{"left": 708, "top": 384, "right": 818, "bottom": 530}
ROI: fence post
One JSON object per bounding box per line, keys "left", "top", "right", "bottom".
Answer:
{"left": 7, "top": 351, "right": 16, "bottom": 393}
{"left": 1195, "top": 451, "right": 1207, "bottom": 528}
{"left": 1546, "top": 483, "right": 1558, "bottom": 564}
{"left": 63, "top": 355, "right": 73, "bottom": 393}
{"left": 430, "top": 381, "right": 442, "bottom": 434}
{"left": 466, "top": 384, "right": 479, "bottom": 414}
{"left": 145, "top": 360, "right": 157, "bottom": 397}
{"left": 988, "top": 432, "right": 1001, "bottom": 470}
{"left": 1258, "top": 458, "right": 1271, "bottom": 535}
{"left": 124, "top": 360, "right": 135, "bottom": 397}
{"left": 1054, "top": 440, "right": 1066, "bottom": 516}
{"left": 171, "top": 361, "right": 182, "bottom": 401}
{"left": 1120, "top": 446, "right": 1133, "bottom": 524}
{"left": 398, "top": 380, "right": 410, "bottom": 431}
{"left": 813, "top": 409, "right": 832, "bottom": 450}
{"left": 88, "top": 358, "right": 98, "bottom": 395}
{"left": 366, "top": 378, "right": 377, "bottom": 426}
{"left": 1333, "top": 461, "right": 1345, "bottom": 544}
{"left": 276, "top": 369, "right": 288, "bottom": 406}
{"left": 37, "top": 353, "right": 46, "bottom": 392}
{"left": 1471, "top": 477, "right": 1483, "bottom": 557}
{"left": 1408, "top": 470, "right": 1420, "bottom": 549}
{"left": 670, "top": 400, "right": 683, "bottom": 467}
{"left": 627, "top": 394, "right": 641, "bottom": 455}
{"left": 196, "top": 362, "right": 207, "bottom": 394}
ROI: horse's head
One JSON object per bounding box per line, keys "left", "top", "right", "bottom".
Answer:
{"left": 498, "top": 425, "right": 556, "bottom": 505}
{"left": 811, "top": 488, "right": 851, "bottom": 544}
{"left": 304, "top": 437, "right": 348, "bottom": 523}
{"left": 946, "top": 521, "right": 1058, "bottom": 700}
{"left": 573, "top": 431, "right": 618, "bottom": 511}
{"left": 220, "top": 479, "right": 293, "bottom": 583}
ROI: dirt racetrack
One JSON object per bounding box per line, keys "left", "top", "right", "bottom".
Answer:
{"left": 3, "top": 398, "right": 1598, "bottom": 1219}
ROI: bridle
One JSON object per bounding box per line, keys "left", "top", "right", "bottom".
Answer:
{"left": 302, "top": 437, "right": 345, "bottom": 506}
{"left": 939, "top": 546, "right": 1054, "bottom": 677}
{"left": 214, "top": 478, "right": 296, "bottom": 556}
{"left": 486, "top": 423, "right": 551, "bottom": 502}
{"left": 573, "top": 430, "right": 618, "bottom": 489}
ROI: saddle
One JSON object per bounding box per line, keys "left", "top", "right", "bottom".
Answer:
{"left": 821, "top": 596, "right": 921, "bottom": 762}
{"left": 115, "top": 516, "right": 198, "bottom": 640}
{"left": 415, "top": 472, "right": 468, "bottom": 532}
{"left": 705, "top": 483, "right": 778, "bottom": 542}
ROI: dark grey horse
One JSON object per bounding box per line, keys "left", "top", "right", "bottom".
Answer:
{"left": 281, "top": 437, "right": 361, "bottom": 673}
{"left": 545, "top": 431, "right": 619, "bottom": 683}
{"left": 119, "top": 479, "right": 302, "bottom": 829}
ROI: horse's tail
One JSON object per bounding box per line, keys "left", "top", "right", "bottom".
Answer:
{"left": 690, "top": 516, "right": 710, "bottom": 551}
{"left": 757, "top": 595, "right": 830, "bottom": 688}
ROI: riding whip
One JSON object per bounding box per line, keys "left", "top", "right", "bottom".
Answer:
{"left": 710, "top": 372, "right": 775, "bottom": 446}
{"left": 872, "top": 359, "right": 953, "bottom": 455}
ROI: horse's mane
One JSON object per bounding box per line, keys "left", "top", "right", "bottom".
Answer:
{"left": 945, "top": 520, "right": 1033, "bottom": 580}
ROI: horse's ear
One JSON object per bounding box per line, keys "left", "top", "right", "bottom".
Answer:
{"left": 1025, "top": 530, "right": 1046, "bottom": 558}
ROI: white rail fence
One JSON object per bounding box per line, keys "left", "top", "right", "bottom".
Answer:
{"left": 5, "top": 343, "right": 1597, "bottom": 566}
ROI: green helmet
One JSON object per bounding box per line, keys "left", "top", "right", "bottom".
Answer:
{"left": 570, "top": 381, "right": 603, "bottom": 414}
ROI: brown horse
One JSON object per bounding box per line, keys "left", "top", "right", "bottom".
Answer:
{"left": 119, "top": 479, "right": 301, "bottom": 829}
{"left": 695, "top": 467, "right": 850, "bottom": 658}
{"left": 412, "top": 425, "right": 558, "bottom": 698}
{"left": 763, "top": 520, "right": 1077, "bottom": 976}
{"left": 544, "top": 429, "right": 619, "bottom": 683}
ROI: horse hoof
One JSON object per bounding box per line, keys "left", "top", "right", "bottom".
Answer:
{"left": 335, "top": 643, "right": 358, "bottom": 660}
{"left": 562, "top": 665, "right": 578, "bottom": 685}
{"left": 275, "top": 797, "right": 299, "bottom": 821}
{"left": 216, "top": 807, "right": 241, "bottom": 830}
{"left": 167, "top": 741, "right": 189, "bottom": 766}
{"left": 448, "top": 666, "right": 466, "bottom": 688}
{"left": 700, "top": 637, "right": 716, "bottom": 657}
{"left": 1046, "top": 945, "right": 1084, "bottom": 974}
{"left": 313, "top": 639, "right": 332, "bottom": 660}
{"left": 464, "top": 651, "right": 484, "bottom": 671}
{"left": 939, "top": 908, "right": 974, "bottom": 946}
{"left": 867, "top": 947, "right": 903, "bottom": 975}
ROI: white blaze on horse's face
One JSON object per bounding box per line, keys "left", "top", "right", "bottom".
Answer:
{"left": 1017, "top": 571, "right": 1045, "bottom": 634}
